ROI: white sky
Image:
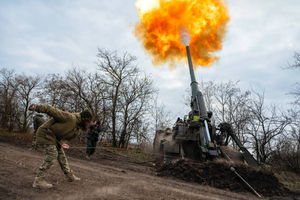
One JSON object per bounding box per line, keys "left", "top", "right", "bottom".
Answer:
{"left": 0, "top": 0, "right": 299, "bottom": 118}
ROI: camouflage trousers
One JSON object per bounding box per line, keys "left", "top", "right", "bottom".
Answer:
{"left": 36, "top": 144, "right": 72, "bottom": 178}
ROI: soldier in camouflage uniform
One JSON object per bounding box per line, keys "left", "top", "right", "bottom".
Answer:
{"left": 29, "top": 104, "right": 92, "bottom": 189}
{"left": 31, "top": 114, "right": 45, "bottom": 150}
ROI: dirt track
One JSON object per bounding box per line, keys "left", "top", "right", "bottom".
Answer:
{"left": 0, "top": 142, "right": 265, "bottom": 200}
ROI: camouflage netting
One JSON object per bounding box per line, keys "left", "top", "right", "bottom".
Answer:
{"left": 156, "top": 159, "right": 290, "bottom": 197}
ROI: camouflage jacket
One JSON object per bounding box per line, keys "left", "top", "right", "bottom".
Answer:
{"left": 35, "top": 105, "right": 82, "bottom": 146}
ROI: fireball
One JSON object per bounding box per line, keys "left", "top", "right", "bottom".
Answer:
{"left": 135, "top": 0, "right": 230, "bottom": 67}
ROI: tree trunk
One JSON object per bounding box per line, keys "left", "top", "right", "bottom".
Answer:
{"left": 111, "top": 86, "right": 120, "bottom": 147}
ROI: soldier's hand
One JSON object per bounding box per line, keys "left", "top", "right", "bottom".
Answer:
{"left": 29, "top": 104, "right": 36, "bottom": 111}
{"left": 62, "top": 143, "right": 70, "bottom": 149}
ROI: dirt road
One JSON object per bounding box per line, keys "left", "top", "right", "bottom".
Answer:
{"left": 0, "top": 142, "right": 262, "bottom": 200}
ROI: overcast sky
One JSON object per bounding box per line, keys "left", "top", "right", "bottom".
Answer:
{"left": 0, "top": 0, "right": 299, "bottom": 118}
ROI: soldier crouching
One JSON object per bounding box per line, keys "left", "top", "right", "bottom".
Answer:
{"left": 29, "top": 104, "right": 93, "bottom": 189}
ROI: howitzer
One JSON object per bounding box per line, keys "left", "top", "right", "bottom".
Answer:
{"left": 153, "top": 44, "right": 220, "bottom": 161}
{"left": 153, "top": 44, "right": 258, "bottom": 166}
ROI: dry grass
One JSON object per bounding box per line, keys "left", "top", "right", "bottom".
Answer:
{"left": 99, "top": 144, "right": 155, "bottom": 163}
{"left": 0, "top": 129, "right": 155, "bottom": 164}
{"left": 96, "top": 140, "right": 155, "bottom": 163}
{"left": 275, "top": 171, "right": 300, "bottom": 191}
{"left": 0, "top": 129, "right": 33, "bottom": 147}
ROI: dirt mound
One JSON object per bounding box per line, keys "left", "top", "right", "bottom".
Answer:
{"left": 157, "top": 159, "right": 290, "bottom": 197}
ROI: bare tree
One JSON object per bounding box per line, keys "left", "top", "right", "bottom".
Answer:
{"left": 39, "top": 69, "right": 111, "bottom": 141}
{"left": 247, "top": 91, "right": 291, "bottom": 163}
{"left": 64, "top": 68, "right": 109, "bottom": 117}
{"left": 118, "top": 75, "right": 155, "bottom": 147}
{"left": 199, "top": 81, "right": 216, "bottom": 112}
{"left": 213, "top": 81, "right": 240, "bottom": 122}
{"left": 130, "top": 118, "right": 151, "bottom": 147}
{"left": 288, "top": 52, "right": 300, "bottom": 69}
{"left": 0, "top": 50, "right": 156, "bottom": 142}
{"left": 152, "top": 95, "right": 173, "bottom": 131}
{"left": 40, "top": 74, "right": 73, "bottom": 110}
{"left": 225, "top": 87, "right": 252, "bottom": 146}
{"left": 16, "top": 74, "right": 41, "bottom": 132}
{"left": 64, "top": 68, "right": 89, "bottom": 112}
{"left": 289, "top": 124, "right": 300, "bottom": 171}
{"left": 0, "top": 68, "right": 19, "bottom": 131}
{"left": 199, "top": 81, "right": 252, "bottom": 146}
{"left": 288, "top": 52, "right": 300, "bottom": 105}
{"left": 270, "top": 114, "right": 300, "bottom": 172}
{"left": 280, "top": 109, "right": 300, "bottom": 172}
{"left": 267, "top": 52, "right": 300, "bottom": 171}
{"left": 97, "top": 49, "right": 139, "bottom": 147}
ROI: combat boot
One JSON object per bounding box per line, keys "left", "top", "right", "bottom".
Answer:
{"left": 32, "top": 177, "right": 53, "bottom": 189}
{"left": 65, "top": 173, "right": 81, "bottom": 182}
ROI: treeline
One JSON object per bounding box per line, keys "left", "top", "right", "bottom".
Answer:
{"left": 196, "top": 52, "right": 300, "bottom": 172}
{"left": 0, "top": 49, "right": 162, "bottom": 148}
{"left": 198, "top": 80, "right": 299, "bottom": 172}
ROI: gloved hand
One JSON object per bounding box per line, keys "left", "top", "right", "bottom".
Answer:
{"left": 29, "top": 104, "right": 36, "bottom": 111}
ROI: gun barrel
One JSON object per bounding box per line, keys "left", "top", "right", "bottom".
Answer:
{"left": 185, "top": 45, "right": 207, "bottom": 118}
{"left": 185, "top": 45, "right": 211, "bottom": 144}
{"left": 186, "top": 46, "right": 199, "bottom": 98}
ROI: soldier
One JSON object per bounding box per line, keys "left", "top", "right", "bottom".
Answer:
{"left": 86, "top": 120, "right": 102, "bottom": 159}
{"left": 31, "top": 114, "right": 45, "bottom": 150}
{"left": 28, "top": 104, "right": 93, "bottom": 189}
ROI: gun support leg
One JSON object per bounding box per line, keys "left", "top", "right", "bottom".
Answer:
{"left": 204, "top": 120, "right": 211, "bottom": 143}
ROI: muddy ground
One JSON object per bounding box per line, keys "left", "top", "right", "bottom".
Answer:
{"left": 157, "top": 159, "right": 291, "bottom": 197}
{"left": 0, "top": 134, "right": 299, "bottom": 199}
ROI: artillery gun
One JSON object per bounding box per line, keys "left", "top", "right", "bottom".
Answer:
{"left": 153, "top": 45, "right": 258, "bottom": 167}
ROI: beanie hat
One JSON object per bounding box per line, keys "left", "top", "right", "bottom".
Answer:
{"left": 80, "top": 110, "right": 92, "bottom": 121}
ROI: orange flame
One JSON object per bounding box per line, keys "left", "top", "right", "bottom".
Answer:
{"left": 135, "top": 0, "right": 230, "bottom": 67}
